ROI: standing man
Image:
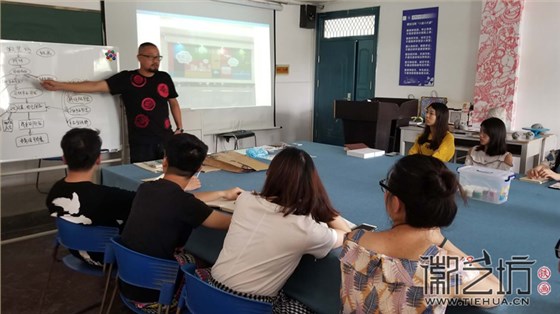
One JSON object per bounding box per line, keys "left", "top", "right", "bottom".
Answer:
{"left": 41, "top": 42, "right": 183, "bottom": 163}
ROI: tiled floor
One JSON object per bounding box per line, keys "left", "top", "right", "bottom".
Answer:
{"left": 1, "top": 233, "right": 131, "bottom": 313}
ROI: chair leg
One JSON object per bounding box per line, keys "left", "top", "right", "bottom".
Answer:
{"left": 99, "top": 263, "right": 114, "bottom": 314}
{"left": 105, "top": 278, "right": 119, "bottom": 314}
{"left": 36, "top": 159, "right": 43, "bottom": 193}
{"left": 233, "top": 135, "right": 239, "bottom": 150}
{"left": 38, "top": 242, "right": 61, "bottom": 313}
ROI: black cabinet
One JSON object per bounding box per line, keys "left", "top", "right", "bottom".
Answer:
{"left": 334, "top": 98, "right": 418, "bottom": 152}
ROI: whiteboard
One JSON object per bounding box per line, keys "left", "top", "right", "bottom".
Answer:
{"left": 0, "top": 40, "right": 122, "bottom": 162}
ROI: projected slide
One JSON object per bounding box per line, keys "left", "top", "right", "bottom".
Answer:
{"left": 169, "top": 43, "right": 252, "bottom": 81}
{"left": 137, "top": 11, "right": 272, "bottom": 109}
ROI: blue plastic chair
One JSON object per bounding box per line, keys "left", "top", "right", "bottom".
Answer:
{"left": 106, "top": 236, "right": 180, "bottom": 314}
{"left": 38, "top": 217, "right": 119, "bottom": 314}
{"left": 178, "top": 263, "right": 273, "bottom": 314}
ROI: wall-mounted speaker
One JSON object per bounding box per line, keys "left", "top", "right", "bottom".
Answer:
{"left": 299, "top": 5, "right": 316, "bottom": 29}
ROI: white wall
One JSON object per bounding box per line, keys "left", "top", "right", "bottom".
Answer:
{"left": 323, "top": 1, "right": 482, "bottom": 104}
{"left": 514, "top": 0, "right": 560, "bottom": 142}
{"left": 3, "top": 0, "right": 559, "bottom": 186}
{"left": 274, "top": 5, "right": 316, "bottom": 143}
{"left": 9, "top": 0, "right": 100, "bottom": 10}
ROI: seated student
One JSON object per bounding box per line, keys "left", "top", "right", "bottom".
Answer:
{"left": 465, "top": 117, "right": 513, "bottom": 170}
{"left": 120, "top": 133, "right": 242, "bottom": 308}
{"left": 47, "top": 128, "right": 136, "bottom": 266}
{"left": 527, "top": 148, "right": 560, "bottom": 181}
{"left": 211, "top": 147, "right": 351, "bottom": 313}
{"left": 409, "top": 102, "right": 455, "bottom": 162}
{"left": 340, "top": 155, "right": 503, "bottom": 313}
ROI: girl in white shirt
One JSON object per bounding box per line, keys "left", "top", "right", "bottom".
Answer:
{"left": 465, "top": 117, "right": 513, "bottom": 170}
{"left": 211, "top": 147, "right": 351, "bottom": 313}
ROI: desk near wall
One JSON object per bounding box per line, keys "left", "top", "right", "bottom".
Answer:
{"left": 399, "top": 126, "right": 545, "bottom": 174}
{"left": 102, "top": 141, "right": 558, "bottom": 314}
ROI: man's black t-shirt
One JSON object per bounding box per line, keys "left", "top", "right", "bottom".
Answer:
{"left": 106, "top": 70, "right": 179, "bottom": 145}
{"left": 120, "top": 179, "right": 213, "bottom": 302}
{"left": 46, "top": 179, "right": 136, "bottom": 264}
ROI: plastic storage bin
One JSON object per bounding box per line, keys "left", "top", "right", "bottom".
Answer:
{"left": 457, "top": 166, "right": 515, "bottom": 204}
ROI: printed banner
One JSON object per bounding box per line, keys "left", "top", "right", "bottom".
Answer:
{"left": 399, "top": 7, "right": 439, "bottom": 86}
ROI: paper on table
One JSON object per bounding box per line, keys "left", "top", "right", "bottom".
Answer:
{"left": 347, "top": 148, "right": 385, "bottom": 159}
{"left": 142, "top": 174, "right": 164, "bottom": 182}
{"left": 519, "top": 176, "right": 550, "bottom": 184}
{"left": 134, "top": 160, "right": 163, "bottom": 173}
{"left": 205, "top": 199, "right": 236, "bottom": 213}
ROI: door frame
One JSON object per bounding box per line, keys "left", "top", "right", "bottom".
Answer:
{"left": 313, "top": 7, "right": 380, "bottom": 143}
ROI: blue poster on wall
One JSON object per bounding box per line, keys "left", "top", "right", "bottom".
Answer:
{"left": 399, "top": 7, "right": 439, "bottom": 86}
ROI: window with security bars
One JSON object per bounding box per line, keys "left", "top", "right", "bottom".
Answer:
{"left": 324, "top": 15, "right": 375, "bottom": 39}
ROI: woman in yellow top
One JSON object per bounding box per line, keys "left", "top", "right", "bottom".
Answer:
{"left": 409, "top": 102, "right": 455, "bottom": 162}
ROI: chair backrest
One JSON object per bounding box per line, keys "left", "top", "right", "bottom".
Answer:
{"left": 182, "top": 264, "right": 273, "bottom": 314}
{"left": 110, "top": 236, "right": 180, "bottom": 305}
{"left": 56, "top": 217, "right": 119, "bottom": 254}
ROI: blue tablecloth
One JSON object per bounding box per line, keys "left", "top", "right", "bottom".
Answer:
{"left": 102, "top": 141, "right": 559, "bottom": 314}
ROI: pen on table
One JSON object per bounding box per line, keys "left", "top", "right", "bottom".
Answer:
{"left": 195, "top": 171, "right": 201, "bottom": 178}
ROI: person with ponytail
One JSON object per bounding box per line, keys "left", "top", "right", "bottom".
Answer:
{"left": 409, "top": 102, "right": 456, "bottom": 162}
{"left": 339, "top": 155, "right": 503, "bottom": 313}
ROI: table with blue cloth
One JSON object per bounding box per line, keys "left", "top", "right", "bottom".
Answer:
{"left": 101, "top": 141, "right": 559, "bottom": 314}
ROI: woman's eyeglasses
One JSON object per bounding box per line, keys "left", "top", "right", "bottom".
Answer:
{"left": 379, "top": 179, "right": 393, "bottom": 194}
{"left": 139, "top": 54, "right": 163, "bottom": 61}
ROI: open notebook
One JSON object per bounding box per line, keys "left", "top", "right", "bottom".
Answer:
{"left": 205, "top": 199, "right": 236, "bottom": 213}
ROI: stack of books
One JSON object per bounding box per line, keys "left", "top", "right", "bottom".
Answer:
{"left": 345, "top": 143, "right": 385, "bottom": 159}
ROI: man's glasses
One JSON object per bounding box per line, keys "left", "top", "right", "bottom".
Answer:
{"left": 139, "top": 54, "right": 163, "bottom": 61}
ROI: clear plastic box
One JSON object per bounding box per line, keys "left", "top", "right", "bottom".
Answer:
{"left": 457, "top": 166, "right": 515, "bottom": 204}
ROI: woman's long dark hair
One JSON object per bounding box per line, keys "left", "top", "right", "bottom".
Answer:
{"left": 475, "top": 117, "right": 507, "bottom": 156}
{"left": 259, "top": 147, "right": 339, "bottom": 223}
{"left": 417, "top": 102, "right": 450, "bottom": 151}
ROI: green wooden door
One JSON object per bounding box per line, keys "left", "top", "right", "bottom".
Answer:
{"left": 313, "top": 8, "right": 379, "bottom": 146}
{"left": 313, "top": 39, "right": 355, "bottom": 145}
